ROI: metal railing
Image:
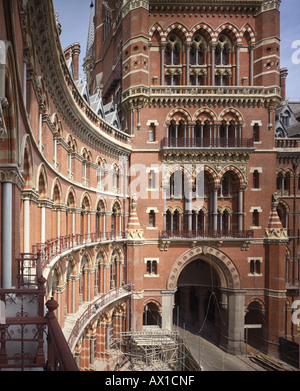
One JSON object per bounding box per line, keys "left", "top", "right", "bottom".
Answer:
{"left": 32, "top": 231, "right": 127, "bottom": 270}
{"left": 0, "top": 276, "right": 78, "bottom": 371}
{"left": 68, "top": 284, "right": 133, "bottom": 352}
{"left": 45, "top": 299, "right": 79, "bottom": 371}
{"left": 161, "top": 137, "right": 254, "bottom": 149}
{"left": 286, "top": 256, "right": 300, "bottom": 290}
{"left": 159, "top": 229, "right": 254, "bottom": 239}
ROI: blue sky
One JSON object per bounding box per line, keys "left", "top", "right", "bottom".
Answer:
{"left": 53, "top": 0, "right": 300, "bottom": 99}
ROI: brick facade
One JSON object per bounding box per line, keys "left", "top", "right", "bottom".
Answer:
{"left": 0, "top": 0, "right": 299, "bottom": 370}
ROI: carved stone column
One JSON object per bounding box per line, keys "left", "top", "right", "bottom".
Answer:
{"left": 1, "top": 182, "right": 12, "bottom": 288}
{"left": 210, "top": 44, "right": 216, "bottom": 86}
{"left": 160, "top": 43, "right": 166, "bottom": 85}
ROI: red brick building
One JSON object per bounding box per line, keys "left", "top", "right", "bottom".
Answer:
{"left": 0, "top": 0, "right": 299, "bottom": 371}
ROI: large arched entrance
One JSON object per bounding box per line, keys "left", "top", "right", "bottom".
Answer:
{"left": 164, "top": 246, "right": 245, "bottom": 355}
{"left": 174, "top": 259, "right": 223, "bottom": 344}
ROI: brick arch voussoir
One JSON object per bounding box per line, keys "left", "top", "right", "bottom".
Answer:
{"left": 167, "top": 246, "right": 241, "bottom": 291}
{"left": 218, "top": 165, "right": 246, "bottom": 187}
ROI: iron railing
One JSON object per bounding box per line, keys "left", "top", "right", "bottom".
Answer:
{"left": 45, "top": 299, "right": 79, "bottom": 371}
{"left": 0, "top": 275, "right": 78, "bottom": 371}
{"left": 161, "top": 137, "right": 255, "bottom": 149}
{"left": 32, "top": 231, "right": 127, "bottom": 270}
{"left": 286, "top": 256, "right": 300, "bottom": 290}
{"left": 68, "top": 284, "right": 133, "bottom": 352}
{"left": 159, "top": 229, "right": 254, "bottom": 239}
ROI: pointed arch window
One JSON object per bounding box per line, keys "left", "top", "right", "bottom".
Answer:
{"left": 190, "top": 44, "right": 205, "bottom": 66}
{"left": 215, "top": 35, "right": 231, "bottom": 66}
{"left": 284, "top": 172, "right": 291, "bottom": 195}
{"left": 165, "top": 35, "right": 182, "bottom": 66}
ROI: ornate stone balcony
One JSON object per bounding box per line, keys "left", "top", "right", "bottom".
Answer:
{"left": 122, "top": 85, "right": 281, "bottom": 109}
{"left": 275, "top": 138, "right": 300, "bottom": 149}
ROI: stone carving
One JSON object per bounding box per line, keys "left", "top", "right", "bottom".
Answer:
{"left": 272, "top": 192, "right": 279, "bottom": 208}
{"left": 127, "top": 229, "right": 144, "bottom": 240}
{"left": 131, "top": 193, "right": 137, "bottom": 212}
{"left": 167, "top": 245, "right": 241, "bottom": 290}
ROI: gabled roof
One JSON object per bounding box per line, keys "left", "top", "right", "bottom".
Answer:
{"left": 75, "top": 78, "right": 90, "bottom": 104}
{"left": 66, "top": 58, "right": 74, "bottom": 80}
{"left": 276, "top": 101, "right": 300, "bottom": 138}
{"left": 90, "top": 92, "right": 105, "bottom": 119}
{"left": 105, "top": 110, "right": 121, "bottom": 130}
{"left": 104, "top": 99, "right": 115, "bottom": 115}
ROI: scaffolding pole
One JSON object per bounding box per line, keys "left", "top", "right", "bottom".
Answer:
{"left": 110, "top": 329, "right": 200, "bottom": 372}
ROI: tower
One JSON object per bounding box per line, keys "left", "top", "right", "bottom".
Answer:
{"left": 83, "top": 1, "right": 96, "bottom": 89}
{"left": 83, "top": 0, "right": 294, "bottom": 356}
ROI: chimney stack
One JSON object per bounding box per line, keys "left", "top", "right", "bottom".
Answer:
{"left": 280, "top": 67, "right": 288, "bottom": 102}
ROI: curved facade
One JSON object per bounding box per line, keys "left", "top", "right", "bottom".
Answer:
{"left": 0, "top": 0, "right": 299, "bottom": 371}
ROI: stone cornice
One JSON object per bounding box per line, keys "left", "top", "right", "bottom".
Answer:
{"left": 28, "top": 0, "right": 132, "bottom": 160}
{"left": 149, "top": 0, "right": 266, "bottom": 14}
{"left": 21, "top": 189, "right": 40, "bottom": 203}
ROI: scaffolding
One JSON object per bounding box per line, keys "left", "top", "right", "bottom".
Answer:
{"left": 111, "top": 328, "right": 200, "bottom": 371}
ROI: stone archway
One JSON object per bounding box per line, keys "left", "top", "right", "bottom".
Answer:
{"left": 167, "top": 246, "right": 241, "bottom": 290}
{"left": 163, "top": 246, "right": 245, "bottom": 355}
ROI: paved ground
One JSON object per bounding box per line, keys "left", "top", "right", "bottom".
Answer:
{"left": 177, "top": 326, "right": 266, "bottom": 372}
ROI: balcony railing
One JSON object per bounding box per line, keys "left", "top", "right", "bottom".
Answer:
{"left": 161, "top": 137, "right": 255, "bottom": 149}
{"left": 0, "top": 280, "right": 78, "bottom": 371}
{"left": 32, "top": 231, "right": 127, "bottom": 271}
{"left": 275, "top": 138, "right": 300, "bottom": 149}
{"left": 67, "top": 284, "right": 133, "bottom": 352}
{"left": 286, "top": 256, "right": 299, "bottom": 291}
{"left": 159, "top": 230, "right": 254, "bottom": 239}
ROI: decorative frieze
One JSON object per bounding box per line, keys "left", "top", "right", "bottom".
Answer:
{"left": 149, "top": 0, "right": 265, "bottom": 16}
{"left": 161, "top": 152, "right": 251, "bottom": 187}
{"left": 122, "top": 85, "right": 282, "bottom": 110}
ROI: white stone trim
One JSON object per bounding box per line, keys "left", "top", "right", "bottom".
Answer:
{"left": 146, "top": 166, "right": 160, "bottom": 173}
{"left": 248, "top": 257, "right": 263, "bottom": 263}
{"left": 146, "top": 207, "right": 159, "bottom": 213}
{"left": 250, "top": 167, "right": 263, "bottom": 173}
{"left": 254, "top": 70, "right": 280, "bottom": 79}
{"left": 251, "top": 120, "right": 262, "bottom": 126}
{"left": 250, "top": 207, "right": 262, "bottom": 213}
{"left": 146, "top": 120, "right": 159, "bottom": 126}
{"left": 144, "top": 258, "right": 159, "bottom": 263}
{"left": 248, "top": 257, "right": 263, "bottom": 277}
